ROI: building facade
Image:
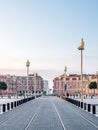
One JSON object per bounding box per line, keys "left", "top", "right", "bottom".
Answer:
{"left": 53, "top": 74, "right": 97, "bottom": 96}
{"left": 0, "top": 73, "right": 43, "bottom": 97}
{"left": 43, "top": 80, "right": 49, "bottom": 93}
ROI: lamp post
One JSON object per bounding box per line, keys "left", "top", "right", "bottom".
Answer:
{"left": 87, "top": 76, "right": 90, "bottom": 96}
{"left": 12, "top": 76, "right": 18, "bottom": 99}
{"left": 34, "top": 72, "right": 37, "bottom": 98}
{"left": 26, "top": 59, "right": 30, "bottom": 98}
{"left": 96, "top": 71, "right": 98, "bottom": 98}
{"left": 58, "top": 76, "right": 61, "bottom": 97}
{"left": 77, "top": 38, "right": 85, "bottom": 102}
{"left": 64, "top": 66, "right": 67, "bottom": 96}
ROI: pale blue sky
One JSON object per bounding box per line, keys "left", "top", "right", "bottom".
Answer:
{"left": 0, "top": 0, "right": 98, "bottom": 87}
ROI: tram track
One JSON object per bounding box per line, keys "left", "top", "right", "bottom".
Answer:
{"left": 24, "top": 97, "right": 67, "bottom": 130}
{"left": 0, "top": 97, "right": 98, "bottom": 130}
{"left": 57, "top": 99, "right": 98, "bottom": 130}
{"left": 71, "top": 104, "right": 98, "bottom": 129}
{"left": 53, "top": 103, "right": 68, "bottom": 130}
{"left": 0, "top": 103, "right": 26, "bottom": 125}
{"left": 24, "top": 97, "right": 98, "bottom": 130}
{"left": 24, "top": 104, "right": 42, "bottom": 130}
{"left": 0, "top": 98, "right": 41, "bottom": 126}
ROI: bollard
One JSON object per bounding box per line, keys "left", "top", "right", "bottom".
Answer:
{"left": 11, "top": 102, "right": 13, "bottom": 109}
{"left": 81, "top": 102, "right": 83, "bottom": 108}
{"left": 77, "top": 101, "right": 79, "bottom": 106}
{"left": 2, "top": 104, "right": 6, "bottom": 112}
{"left": 74, "top": 100, "right": 76, "bottom": 105}
{"left": 21, "top": 99, "right": 23, "bottom": 104}
{"left": 19, "top": 100, "right": 21, "bottom": 104}
{"left": 24, "top": 99, "right": 26, "bottom": 103}
{"left": 77, "top": 101, "right": 80, "bottom": 106}
{"left": 26, "top": 98, "right": 28, "bottom": 102}
{"left": 88, "top": 104, "right": 91, "bottom": 112}
{"left": 75, "top": 100, "right": 78, "bottom": 106}
{"left": 14, "top": 101, "right": 16, "bottom": 107}
{"left": 19, "top": 100, "right": 21, "bottom": 105}
{"left": 7, "top": 103, "right": 10, "bottom": 110}
{"left": 78, "top": 101, "right": 80, "bottom": 107}
{"left": 84, "top": 103, "right": 86, "bottom": 110}
{"left": 17, "top": 101, "right": 19, "bottom": 106}
{"left": 23, "top": 99, "right": 24, "bottom": 103}
{"left": 72, "top": 99, "right": 74, "bottom": 104}
{"left": 92, "top": 105, "right": 96, "bottom": 114}
{"left": 23, "top": 99, "right": 25, "bottom": 103}
{"left": 27, "top": 98, "right": 29, "bottom": 101}
{"left": 20, "top": 100, "right": 22, "bottom": 104}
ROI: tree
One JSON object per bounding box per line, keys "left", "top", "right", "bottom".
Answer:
{"left": 0, "top": 82, "right": 7, "bottom": 90}
{"left": 89, "top": 82, "right": 97, "bottom": 95}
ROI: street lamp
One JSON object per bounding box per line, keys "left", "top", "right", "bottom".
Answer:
{"left": 26, "top": 59, "right": 30, "bottom": 98}
{"left": 87, "top": 76, "right": 90, "bottom": 96}
{"left": 64, "top": 66, "right": 67, "bottom": 75}
{"left": 12, "top": 76, "right": 18, "bottom": 99}
{"left": 96, "top": 71, "right": 98, "bottom": 98}
{"left": 58, "top": 76, "right": 61, "bottom": 97}
{"left": 77, "top": 38, "right": 85, "bottom": 102}
{"left": 64, "top": 66, "right": 67, "bottom": 96}
{"left": 34, "top": 72, "right": 37, "bottom": 98}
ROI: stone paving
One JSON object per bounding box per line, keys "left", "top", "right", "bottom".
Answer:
{"left": 0, "top": 96, "right": 98, "bottom": 130}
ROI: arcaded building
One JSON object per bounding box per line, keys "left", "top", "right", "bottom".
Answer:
{"left": 0, "top": 73, "right": 43, "bottom": 96}
{"left": 53, "top": 74, "right": 97, "bottom": 96}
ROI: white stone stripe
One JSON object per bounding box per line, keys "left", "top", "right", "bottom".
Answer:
{"left": 53, "top": 103, "right": 68, "bottom": 130}
{"left": 79, "top": 112, "right": 98, "bottom": 129}
{"left": 24, "top": 105, "right": 41, "bottom": 130}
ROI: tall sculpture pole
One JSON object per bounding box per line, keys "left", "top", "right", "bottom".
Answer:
{"left": 26, "top": 59, "right": 30, "bottom": 98}
{"left": 78, "top": 38, "right": 85, "bottom": 102}
{"left": 34, "top": 72, "right": 37, "bottom": 98}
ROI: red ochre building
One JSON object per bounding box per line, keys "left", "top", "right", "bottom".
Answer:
{"left": 0, "top": 73, "right": 43, "bottom": 96}
{"left": 53, "top": 74, "right": 98, "bottom": 96}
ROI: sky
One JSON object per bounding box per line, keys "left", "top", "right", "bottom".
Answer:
{"left": 0, "top": 0, "right": 98, "bottom": 87}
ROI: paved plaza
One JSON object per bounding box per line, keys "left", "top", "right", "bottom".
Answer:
{"left": 0, "top": 96, "right": 98, "bottom": 130}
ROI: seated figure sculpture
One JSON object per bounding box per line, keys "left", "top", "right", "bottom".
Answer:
{"left": 78, "top": 38, "right": 84, "bottom": 50}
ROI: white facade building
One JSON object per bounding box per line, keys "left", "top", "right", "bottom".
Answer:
{"left": 43, "top": 80, "right": 49, "bottom": 93}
